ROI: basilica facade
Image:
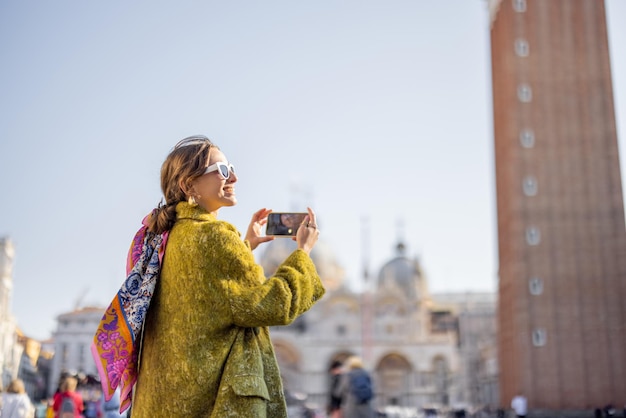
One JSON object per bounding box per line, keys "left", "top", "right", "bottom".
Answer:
{"left": 259, "top": 237, "right": 497, "bottom": 412}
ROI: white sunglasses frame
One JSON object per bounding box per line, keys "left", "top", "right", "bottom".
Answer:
{"left": 204, "top": 162, "right": 235, "bottom": 179}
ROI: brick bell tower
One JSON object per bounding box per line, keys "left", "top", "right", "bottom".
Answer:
{"left": 490, "top": 0, "right": 626, "bottom": 411}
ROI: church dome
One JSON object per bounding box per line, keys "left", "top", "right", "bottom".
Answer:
{"left": 258, "top": 238, "right": 345, "bottom": 292}
{"left": 376, "top": 241, "right": 425, "bottom": 300}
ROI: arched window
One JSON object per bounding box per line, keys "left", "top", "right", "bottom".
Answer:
{"left": 517, "top": 83, "right": 532, "bottom": 102}
{"left": 376, "top": 354, "right": 413, "bottom": 407}
{"left": 515, "top": 38, "right": 529, "bottom": 57}
{"left": 529, "top": 277, "right": 543, "bottom": 295}
{"left": 519, "top": 129, "right": 535, "bottom": 148}
{"left": 526, "top": 227, "right": 541, "bottom": 245}
{"left": 513, "top": 0, "right": 527, "bottom": 13}
{"left": 522, "top": 176, "right": 538, "bottom": 196}
{"left": 532, "top": 328, "right": 547, "bottom": 346}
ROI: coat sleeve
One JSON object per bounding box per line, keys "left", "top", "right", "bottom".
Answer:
{"left": 207, "top": 221, "right": 325, "bottom": 327}
{"left": 335, "top": 373, "right": 350, "bottom": 400}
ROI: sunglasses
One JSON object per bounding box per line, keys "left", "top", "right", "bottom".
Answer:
{"left": 204, "top": 162, "right": 235, "bottom": 179}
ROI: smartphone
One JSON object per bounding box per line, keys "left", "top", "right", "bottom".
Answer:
{"left": 265, "top": 212, "right": 307, "bottom": 236}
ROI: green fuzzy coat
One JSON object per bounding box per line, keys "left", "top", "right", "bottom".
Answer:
{"left": 131, "top": 202, "right": 325, "bottom": 417}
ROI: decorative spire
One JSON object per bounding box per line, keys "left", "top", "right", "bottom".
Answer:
{"left": 395, "top": 241, "right": 406, "bottom": 257}
{"left": 395, "top": 218, "right": 407, "bottom": 256}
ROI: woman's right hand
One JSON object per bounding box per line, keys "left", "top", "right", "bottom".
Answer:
{"left": 295, "top": 207, "right": 319, "bottom": 255}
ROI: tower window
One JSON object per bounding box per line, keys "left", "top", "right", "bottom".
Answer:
{"left": 523, "top": 176, "right": 538, "bottom": 196}
{"left": 532, "top": 328, "right": 547, "bottom": 346}
{"left": 513, "top": 0, "right": 527, "bottom": 13}
{"left": 519, "top": 129, "right": 535, "bottom": 148}
{"left": 517, "top": 84, "right": 532, "bottom": 102}
{"left": 515, "top": 39, "right": 529, "bottom": 57}
{"left": 526, "top": 227, "right": 541, "bottom": 246}
{"left": 529, "top": 277, "right": 543, "bottom": 295}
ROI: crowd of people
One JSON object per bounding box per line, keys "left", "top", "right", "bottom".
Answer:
{"left": 0, "top": 374, "right": 127, "bottom": 418}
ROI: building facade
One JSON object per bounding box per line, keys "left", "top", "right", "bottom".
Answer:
{"left": 0, "top": 237, "right": 49, "bottom": 402}
{"left": 490, "top": 0, "right": 626, "bottom": 410}
{"left": 430, "top": 292, "right": 498, "bottom": 409}
{"left": 0, "top": 237, "right": 23, "bottom": 388}
{"left": 47, "top": 307, "right": 103, "bottom": 396}
{"left": 260, "top": 238, "right": 497, "bottom": 413}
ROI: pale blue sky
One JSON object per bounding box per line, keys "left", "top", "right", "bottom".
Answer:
{"left": 1, "top": 1, "right": 624, "bottom": 341}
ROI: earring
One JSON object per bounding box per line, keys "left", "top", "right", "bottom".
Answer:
{"left": 188, "top": 196, "right": 197, "bottom": 207}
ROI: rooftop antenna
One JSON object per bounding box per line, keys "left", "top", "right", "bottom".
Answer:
{"left": 361, "top": 215, "right": 370, "bottom": 288}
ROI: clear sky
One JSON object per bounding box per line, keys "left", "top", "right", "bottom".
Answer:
{"left": 1, "top": 1, "right": 624, "bottom": 341}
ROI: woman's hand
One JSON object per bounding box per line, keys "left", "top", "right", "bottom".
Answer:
{"left": 245, "top": 208, "right": 275, "bottom": 250}
{"left": 295, "top": 207, "right": 319, "bottom": 255}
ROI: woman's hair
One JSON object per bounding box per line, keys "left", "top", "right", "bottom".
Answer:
{"left": 60, "top": 376, "right": 78, "bottom": 392}
{"left": 147, "top": 135, "right": 218, "bottom": 234}
{"left": 7, "top": 378, "right": 26, "bottom": 394}
{"left": 330, "top": 360, "right": 343, "bottom": 370}
{"left": 346, "top": 356, "right": 364, "bottom": 370}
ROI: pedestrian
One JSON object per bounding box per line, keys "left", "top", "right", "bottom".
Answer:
{"left": 92, "top": 134, "right": 325, "bottom": 417}
{"left": 99, "top": 388, "right": 126, "bottom": 418}
{"left": 327, "top": 360, "right": 344, "bottom": 418}
{"left": 603, "top": 403, "right": 616, "bottom": 417}
{"left": 424, "top": 408, "right": 437, "bottom": 418}
{"left": 52, "top": 376, "right": 83, "bottom": 418}
{"left": 1, "top": 378, "right": 35, "bottom": 418}
{"left": 510, "top": 391, "right": 527, "bottom": 418}
{"left": 335, "top": 356, "right": 375, "bottom": 418}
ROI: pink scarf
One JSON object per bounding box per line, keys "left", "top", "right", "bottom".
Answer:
{"left": 91, "top": 215, "right": 168, "bottom": 413}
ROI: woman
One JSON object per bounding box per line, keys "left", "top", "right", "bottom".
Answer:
{"left": 52, "top": 376, "right": 83, "bottom": 418}
{"left": 93, "top": 135, "right": 324, "bottom": 417}
{"left": 1, "top": 379, "right": 35, "bottom": 418}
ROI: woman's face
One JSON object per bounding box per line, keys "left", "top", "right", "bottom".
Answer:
{"left": 190, "top": 148, "right": 238, "bottom": 215}
{"left": 281, "top": 214, "right": 296, "bottom": 227}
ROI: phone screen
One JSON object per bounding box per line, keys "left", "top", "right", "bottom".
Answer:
{"left": 266, "top": 212, "right": 307, "bottom": 236}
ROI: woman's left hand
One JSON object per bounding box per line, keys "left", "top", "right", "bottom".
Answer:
{"left": 245, "top": 208, "right": 275, "bottom": 250}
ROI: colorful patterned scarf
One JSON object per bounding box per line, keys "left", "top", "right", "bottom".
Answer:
{"left": 91, "top": 215, "right": 169, "bottom": 413}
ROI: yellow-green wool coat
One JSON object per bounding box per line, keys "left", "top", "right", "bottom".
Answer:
{"left": 131, "top": 202, "right": 325, "bottom": 417}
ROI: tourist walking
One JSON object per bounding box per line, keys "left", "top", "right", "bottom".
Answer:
{"left": 510, "top": 392, "right": 527, "bottom": 418}
{"left": 335, "top": 356, "right": 374, "bottom": 418}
